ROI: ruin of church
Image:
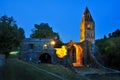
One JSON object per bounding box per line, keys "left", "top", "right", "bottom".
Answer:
{"left": 20, "top": 7, "right": 102, "bottom": 68}
{"left": 66, "top": 7, "right": 96, "bottom": 67}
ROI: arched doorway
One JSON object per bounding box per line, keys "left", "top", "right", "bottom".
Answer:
{"left": 39, "top": 53, "right": 51, "bottom": 63}
{"left": 69, "top": 44, "right": 83, "bottom": 67}
{"left": 70, "top": 46, "right": 76, "bottom": 63}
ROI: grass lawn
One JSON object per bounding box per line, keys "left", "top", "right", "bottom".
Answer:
{"left": 0, "top": 59, "right": 60, "bottom": 80}
{"left": 30, "top": 63, "right": 120, "bottom": 80}
{"left": 90, "top": 75, "right": 120, "bottom": 80}
{"left": 28, "top": 62, "right": 86, "bottom": 80}
{"left": 75, "top": 67, "right": 107, "bottom": 73}
{"left": 0, "top": 57, "right": 119, "bottom": 80}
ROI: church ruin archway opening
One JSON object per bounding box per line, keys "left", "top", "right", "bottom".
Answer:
{"left": 39, "top": 53, "right": 51, "bottom": 63}
{"left": 69, "top": 44, "right": 83, "bottom": 67}
{"left": 70, "top": 46, "right": 76, "bottom": 63}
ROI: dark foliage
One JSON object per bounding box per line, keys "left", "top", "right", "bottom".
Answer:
{"left": 30, "top": 23, "right": 63, "bottom": 47}
{"left": 96, "top": 29, "right": 120, "bottom": 70}
{"left": 0, "top": 15, "right": 25, "bottom": 58}
{"left": 108, "top": 29, "right": 120, "bottom": 38}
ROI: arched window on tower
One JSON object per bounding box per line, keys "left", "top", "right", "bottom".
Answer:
{"left": 87, "top": 23, "right": 91, "bottom": 30}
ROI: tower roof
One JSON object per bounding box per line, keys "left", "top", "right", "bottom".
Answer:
{"left": 84, "top": 7, "right": 90, "bottom": 15}
{"left": 83, "top": 7, "right": 94, "bottom": 22}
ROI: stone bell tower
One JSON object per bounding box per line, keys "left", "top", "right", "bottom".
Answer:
{"left": 80, "top": 7, "right": 95, "bottom": 44}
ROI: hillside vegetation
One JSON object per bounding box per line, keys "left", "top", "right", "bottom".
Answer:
{"left": 96, "top": 37, "right": 120, "bottom": 70}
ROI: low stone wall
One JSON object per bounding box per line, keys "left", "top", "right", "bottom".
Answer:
{"left": 0, "top": 54, "right": 5, "bottom": 79}
{"left": 0, "top": 54, "right": 5, "bottom": 67}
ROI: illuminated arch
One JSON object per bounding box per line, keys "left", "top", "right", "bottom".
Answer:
{"left": 70, "top": 46, "right": 76, "bottom": 63}
{"left": 70, "top": 44, "right": 83, "bottom": 67}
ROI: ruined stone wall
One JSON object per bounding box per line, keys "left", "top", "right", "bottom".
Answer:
{"left": 20, "top": 38, "right": 56, "bottom": 64}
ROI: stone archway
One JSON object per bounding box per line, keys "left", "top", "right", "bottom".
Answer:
{"left": 69, "top": 44, "right": 83, "bottom": 67}
{"left": 70, "top": 46, "right": 76, "bottom": 63}
{"left": 39, "top": 53, "right": 51, "bottom": 63}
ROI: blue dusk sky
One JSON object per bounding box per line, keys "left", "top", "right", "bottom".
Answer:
{"left": 0, "top": 0, "right": 119, "bottom": 43}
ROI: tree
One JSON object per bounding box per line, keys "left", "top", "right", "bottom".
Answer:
{"left": 108, "top": 33, "right": 112, "bottom": 38}
{"left": 53, "top": 32, "right": 63, "bottom": 48}
{"left": 103, "top": 35, "right": 107, "bottom": 39}
{"left": 0, "top": 15, "right": 25, "bottom": 58}
{"left": 108, "top": 29, "right": 120, "bottom": 38}
{"left": 30, "top": 23, "right": 63, "bottom": 47}
{"left": 30, "top": 23, "right": 54, "bottom": 38}
{"left": 18, "top": 28, "right": 25, "bottom": 40}
{"left": 114, "top": 29, "right": 120, "bottom": 37}
{"left": 96, "top": 28, "right": 120, "bottom": 70}
{"left": 96, "top": 37, "right": 120, "bottom": 70}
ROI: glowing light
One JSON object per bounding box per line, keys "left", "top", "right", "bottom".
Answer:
{"left": 72, "top": 44, "right": 83, "bottom": 67}
{"left": 9, "top": 51, "right": 19, "bottom": 55}
{"left": 55, "top": 46, "right": 67, "bottom": 58}
{"left": 50, "top": 40, "right": 55, "bottom": 46}
{"left": 43, "top": 44, "right": 47, "bottom": 49}
{"left": 80, "top": 21, "right": 85, "bottom": 42}
{"left": 87, "top": 24, "right": 91, "bottom": 29}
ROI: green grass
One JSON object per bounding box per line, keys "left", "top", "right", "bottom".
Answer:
{"left": 29, "top": 63, "right": 86, "bottom": 80}
{"left": 0, "top": 59, "right": 60, "bottom": 80}
{"left": 23, "top": 61, "right": 120, "bottom": 80}
{"left": 90, "top": 75, "right": 120, "bottom": 80}
{"left": 75, "top": 66, "right": 107, "bottom": 73}
{"left": 0, "top": 58, "right": 119, "bottom": 80}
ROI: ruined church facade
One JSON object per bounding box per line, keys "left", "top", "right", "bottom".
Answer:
{"left": 20, "top": 7, "right": 102, "bottom": 68}
{"left": 67, "top": 7, "right": 97, "bottom": 67}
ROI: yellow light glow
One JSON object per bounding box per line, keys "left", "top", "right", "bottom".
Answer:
{"left": 72, "top": 44, "right": 83, "bottom": 67}
{"left": 50, "top": 40, "right": 55, "bottom": 46}
{"left": 9, "top": 51, "right": 19, "bottom": 55}
{"left": 55, "top": 46, "right": 67, "bottom": 58}
{"left": 87, "top": 24, "right": 91, "bottom": 29}
{"left": 43, "top": 44, "right": 47, "bottom": 49}
{"left": 80, "top": 21, "right": 85, "bottom": 42}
